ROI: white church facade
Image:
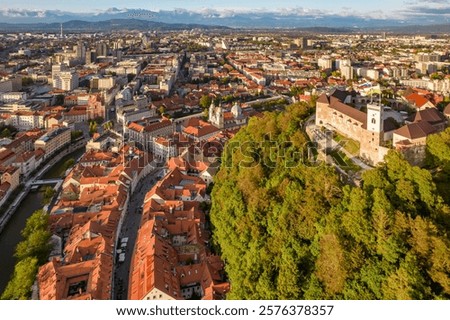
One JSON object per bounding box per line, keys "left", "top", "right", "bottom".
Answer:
{"left": 209, "top": 102, "right": 248, "bottom": 130}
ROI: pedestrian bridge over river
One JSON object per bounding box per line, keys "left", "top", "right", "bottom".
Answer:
{"left": 30, "top": 178, "right": 63, "bottom": 186}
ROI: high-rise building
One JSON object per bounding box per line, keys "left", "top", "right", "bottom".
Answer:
{"left": 294, "top": 37, "right": 308, "bottom": 49}
{"left": 90, "top": 76, "right": 115, "bottom": 90}
{"left": 416, "top": 62, "right": 437, "bottom": 75}
{"left": 96, "top": 42, "right": 109, "bottom": 57}
{"left": 76, "top": 41, "right": 86, "bottom": 60}
{"left": 318, "top": 57, "right": 333, "bottom": 70}
{"left": 340, "top": 65, "right": 354, "bottom": 80}
{"left": 51, "top": 63, "right": 69, "bottom": 85}
{"left": 113, "top": 49, "right": 122, "bottom": 61}
{"left": 416, "top": 52, "right": 441, "bottom": 63}
{"left": 114, "top": 39, "right": 124, "bottom": 49}
{"left": 85, "top": 49, "right": 97, "bottom": 64}
{"left": 53, "top": 71, "right": 79, "bottom": 91}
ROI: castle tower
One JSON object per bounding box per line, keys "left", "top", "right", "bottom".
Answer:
{"left": 367, "top": 103, "right": 383, "bottom": 133}
{"left": 360, "top": 103, "right": 384, "bottom": 165}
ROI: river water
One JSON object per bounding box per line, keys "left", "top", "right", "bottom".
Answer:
{"left": 0, "top": 147, "right": 85, "bottom": 295}
{"left": 0, "top": 191, "right": 44, "bottom": 294}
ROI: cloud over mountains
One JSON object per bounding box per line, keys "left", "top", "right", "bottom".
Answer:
{"left": 0, "top": 6, "right": 449, "bottom": 28}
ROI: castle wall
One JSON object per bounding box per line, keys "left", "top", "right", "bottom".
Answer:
{"left": 316, "top": 99, "right": 386, "bottom": 166}
{"left": 397, "top": 145, "right": 427, "bottom": 167}
{"left": 315, "top": 102, "right": 364, "bottom": 142}
{"left": 359, "top": 130, "right": 384, "bottom": 165}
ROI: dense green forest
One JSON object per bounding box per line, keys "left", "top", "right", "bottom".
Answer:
{"left": 210, "top": 102, "right": 450, "bottom": 299}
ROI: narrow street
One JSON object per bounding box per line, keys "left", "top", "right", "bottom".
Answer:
{"left": 113, "top": 168, "right": 164, "bottom": 299}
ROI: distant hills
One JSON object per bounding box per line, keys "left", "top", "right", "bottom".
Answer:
{"left": 379, "top": 24, "right": 450, "bottom": 34}
{"left": 2, "top": 19, "right": 450, "bottom": 34}
{"left": 0, "top": 19, "right": 229, "bottom": 32}
{"left": 0, "top": 7, "right": 450, "bottom": 33}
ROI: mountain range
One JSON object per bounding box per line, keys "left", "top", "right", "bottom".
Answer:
{"left": 0, "top": 7, "right": 450, "bottom": 32}
{"left": 0, "top": 19, "right": 228, "bottom": 32}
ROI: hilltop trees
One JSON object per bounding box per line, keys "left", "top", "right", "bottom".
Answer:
{"left": 426, "top": 127, "right": 450, "bottom": 205}
{"left": 332, "top": 151, "right": 450, "bottom": 300}
{"left": 210, "top": 104, "right": 450, "bottom": 300}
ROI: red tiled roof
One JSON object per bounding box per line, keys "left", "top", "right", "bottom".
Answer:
{"left": 412, "top": 108, "right": 447, "bottom": 124}
{"left": 406, "top": 93, "right": 434, "bottom": 108}
{"left": 144, "top": 119, "right": 172, "bottom": 132}
{"left": 394, "top": 121, "right": 435, "bottom": 140}
{"left": 329, "top": 96, "right": 367, "bottom": 125}
{"left": 128, "top": 122, "right": 145, "bottom": 132}
{"left": 38, "top": 146, "right": 155, "bottom": 300}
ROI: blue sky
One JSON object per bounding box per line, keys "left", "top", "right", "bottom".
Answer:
{"left": 0, "top": 0, "right": 414, "bottom": 13}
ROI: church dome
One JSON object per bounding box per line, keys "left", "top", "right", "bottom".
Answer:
{"left": 231, "top": 102, "right": 242, "bottom": 118}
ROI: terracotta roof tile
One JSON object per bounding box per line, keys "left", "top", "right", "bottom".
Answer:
{"left": 412, "top": 108, "right": 447, "bottom": 124}
{"left": 394, "top": 121, "right": 435, "bottom": 140}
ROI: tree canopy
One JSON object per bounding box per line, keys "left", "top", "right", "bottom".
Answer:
{"left": 1, "top": 257, "right": 39, "bottom": 300}
{"left": 199, "top": 95, "right": 212, "bottom": 109}
{"left": 426, "top": 127, "right": 450, "bottom": 204}
{"left": 42, "top": 186, "right": 56, "bottom": 206}
{"left": 1, "top": 210, "right": 51, "bottom": 300}
{"left": 210, "top": 104, "right": 450, "bottom": 300}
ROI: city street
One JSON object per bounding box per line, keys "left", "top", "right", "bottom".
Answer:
{"left": 113, "top": 168, "right": 164, "bottom": 299}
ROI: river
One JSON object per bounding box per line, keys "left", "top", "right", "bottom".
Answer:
{"left": 0, "top": 147, "right": 86, "bottom": 295}
{"left": 0, "top": 191, "right": 44, "bottom": 294}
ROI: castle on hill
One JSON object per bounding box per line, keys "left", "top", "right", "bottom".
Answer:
{"left": 315, "top": 89, "right": 448, "bottom": 166}
{"left": 315, "top": 89, "right": 392, "bottom": 165}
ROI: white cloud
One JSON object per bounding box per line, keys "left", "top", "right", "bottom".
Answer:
{"left": 1, "top": 5, "right": 450, "bottom": 25}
